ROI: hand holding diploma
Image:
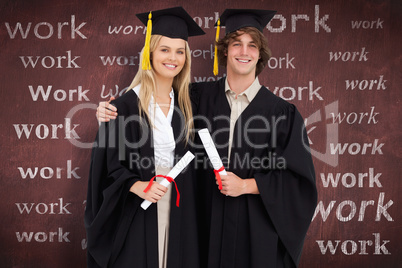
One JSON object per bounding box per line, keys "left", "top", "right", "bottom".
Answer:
{"left": 198, "top": 128, "right": 227, "bottom": 190}
{"left": 141, "top": 151, "right": 195, "bottom": 210}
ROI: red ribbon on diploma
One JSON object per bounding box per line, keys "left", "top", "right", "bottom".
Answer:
{"left": 144, "top": 175, "right": 180, "bottom": 207}
{"left": 214, "top": 166, "right": 225, "bottom": 190}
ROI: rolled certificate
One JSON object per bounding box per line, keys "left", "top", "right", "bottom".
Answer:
{"left": 198, "top": 128, "right": 227, "bottom": 189}
{"left": 141, "top": 151, "right": 195, "bottom": 210}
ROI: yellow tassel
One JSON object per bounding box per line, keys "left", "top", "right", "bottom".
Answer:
{"left": 142, "top": 12, "right": 152, "bottom": 70}
{"left": 213, "top": 19, "right": 220, "bottom": 76}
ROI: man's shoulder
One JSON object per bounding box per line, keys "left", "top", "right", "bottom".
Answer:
{"left": 190, "top": 79, "right": 224, "bottom": 105}
{"left": 191, "top": 78, "right": 223, "bottom": 92}
{"left": 259, "top": 85, "right": 296, "bottom": 114}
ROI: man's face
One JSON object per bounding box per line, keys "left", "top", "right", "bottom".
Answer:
{"left": 225, "top": 32, "right": 260, "bottom": 79}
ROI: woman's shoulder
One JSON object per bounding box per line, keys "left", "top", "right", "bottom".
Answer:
{"left": 110, "top": 89, "right": 139, "bottom": 113}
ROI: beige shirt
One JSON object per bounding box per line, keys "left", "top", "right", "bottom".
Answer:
{"left": 225, "top": 77, "right": 261, "bottom": 159}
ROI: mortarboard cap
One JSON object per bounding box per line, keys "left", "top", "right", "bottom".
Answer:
{"left": 137, "top": 6, "right": 205, "bottom": 70}
{"left": 216, "top": 9, "right": 277, "bottom": 34}
{"left": 136, "top": 6, "right": 205, "bottom": 41}
{"left": 212, "top": 9, "right": 276, "bottom": 75}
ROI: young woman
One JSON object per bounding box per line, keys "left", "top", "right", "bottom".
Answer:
{"left": 85, "top": 7, "right": 204, "bottom": 268}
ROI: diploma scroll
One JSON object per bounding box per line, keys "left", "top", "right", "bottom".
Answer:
{"left": 141, "top": 151, "right": 195, "bottom": 210}
{"left": 198, "top": 128, "right": 227, "bottom": 189}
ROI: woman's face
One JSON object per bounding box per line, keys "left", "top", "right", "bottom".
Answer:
{"left": 152, "top": 36, "right": 186, "bottom": 81}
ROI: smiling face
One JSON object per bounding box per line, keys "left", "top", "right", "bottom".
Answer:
{"left": 225, "top": 32, "right": 260, "bottom": 80}
{"left": 152, "top": 36, "right": 186, "bottom": 83}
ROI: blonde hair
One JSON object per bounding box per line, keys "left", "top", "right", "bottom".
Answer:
{"left": 128, "top": 34, "right": 194, "bottom": 142}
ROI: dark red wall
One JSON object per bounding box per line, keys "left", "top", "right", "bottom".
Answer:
{"left": 1, "top": 0, "right": 400, "bottom": 267}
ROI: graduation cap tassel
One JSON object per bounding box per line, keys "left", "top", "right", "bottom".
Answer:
{"left": 213, "top": 19, "right": 220, "bottom": 76}
{"left": 142, "top": 12, "right": 152, "bottom": 70}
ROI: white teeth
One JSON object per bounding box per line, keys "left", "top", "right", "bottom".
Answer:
{"left": 238, "top": 59, "right": 249, "bottom": 63}
{"left": 164, "top": 64, "right": 176, "bottom": 68}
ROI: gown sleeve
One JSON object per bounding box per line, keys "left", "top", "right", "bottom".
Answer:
{"left": 85, "top": 115, "right": 141, "bottom": 267}
{"left": 189, "top": 83, "right": 200, "bottom": 115}
{"left": 253, "top": 103, "right": 318, "bottom": 266}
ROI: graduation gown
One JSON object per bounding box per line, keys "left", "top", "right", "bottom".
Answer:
{"left": 191, "top": 78, "right": 317, "bottom": 268}
{"left": 85, "top": 90, "right": 199, "bottom": 268}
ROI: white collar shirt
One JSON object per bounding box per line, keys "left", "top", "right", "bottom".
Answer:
{"left": 133, "top": 85, "right": 175, "bottom": 168}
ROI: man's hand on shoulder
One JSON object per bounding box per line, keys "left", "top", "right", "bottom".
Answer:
{"left": 96, "top": 97, "right": 118, "bottom": 122}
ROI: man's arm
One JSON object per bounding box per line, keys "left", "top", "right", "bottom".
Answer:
{"left": 96, "top": 97, "right": 118, "bottom": 122}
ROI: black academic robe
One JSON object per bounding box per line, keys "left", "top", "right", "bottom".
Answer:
{"left": 191, "top": 78, "right": 317, "bottom": 268}
{"left": 85, "top": 90, "right": 199, "bottom": 268}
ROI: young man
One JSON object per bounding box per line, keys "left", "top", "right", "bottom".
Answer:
{"left": 97, "top": 9, "right": 317, "bottom": 268}
{"left": 192, "top": 9, "right": 317, "bottom": 268}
